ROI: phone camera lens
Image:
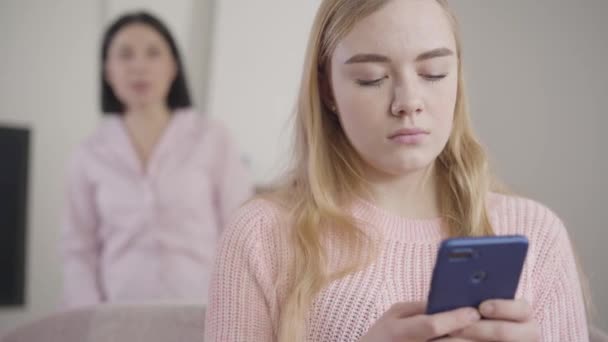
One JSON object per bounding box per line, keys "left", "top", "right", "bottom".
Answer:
{"left": 471, "top": 270, "right": 487, "bottom": 284}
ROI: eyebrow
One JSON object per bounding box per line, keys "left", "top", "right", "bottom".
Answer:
{"left": 344, "top": 47, "right": 455, "bottom": 64}
{"left": 344, "top": 53, "right": 390, "bottom": 64}
{"left": 415, "top": 47, "right": 454, "bottom": 62}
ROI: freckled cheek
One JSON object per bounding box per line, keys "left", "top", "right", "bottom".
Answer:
{"left": 426, "top": 91, "right": 457, "bottom": 140}
{"left": 336, "top": 90, "right": 390, "bottom": 121}
{"left": 338, "top": 101, "right": 388, "bottom": 138}
{"left": 430, "top": 106, "right": 455, "bottom": 145}
{"left": 428, "top": 81, "right": 457, "bottom": 116}
{"left": 339, "top": 113, "right": 388, "bottom": 155}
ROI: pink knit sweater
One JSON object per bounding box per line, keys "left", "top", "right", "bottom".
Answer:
{"left": 205, "top": 194, "right": 589, "bottom": 341}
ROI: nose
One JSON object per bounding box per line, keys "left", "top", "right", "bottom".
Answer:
{"left": 127, "top": 53, "right": 149, "bottom": 73}
{"left": 390, "top": 79, "right": 424, "bottom": 117}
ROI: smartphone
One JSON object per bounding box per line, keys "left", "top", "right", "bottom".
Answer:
{"left": 426, "top": 235, "right": 528, "bottom": 315}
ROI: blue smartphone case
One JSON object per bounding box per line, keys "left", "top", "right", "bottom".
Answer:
{"left": 426, "top": 235, "right": 528, "bottom": 314}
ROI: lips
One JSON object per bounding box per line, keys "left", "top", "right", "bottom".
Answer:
{"left": 388, "top": 127, "right": 429, "bottom": 139}
{"left": 131, "top": 81, "right": 150, "bottom": 92}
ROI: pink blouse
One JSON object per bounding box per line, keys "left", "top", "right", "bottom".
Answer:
{"left": 61, "top": 109, "right": 253, "bottom": 308}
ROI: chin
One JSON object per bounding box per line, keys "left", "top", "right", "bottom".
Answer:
{"left": 387, "top": 157, "right": 435, "bottom": 175}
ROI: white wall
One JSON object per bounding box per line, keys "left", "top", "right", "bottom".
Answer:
{"left": 206, "top": 0, "right": 321, "bottom": 183}
{"left": 0, "top": 0, "right": 101, "bottom": 334}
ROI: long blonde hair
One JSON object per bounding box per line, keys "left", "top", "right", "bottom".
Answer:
{"left": 273, "top": 0, "right": 494, "bottom": 340}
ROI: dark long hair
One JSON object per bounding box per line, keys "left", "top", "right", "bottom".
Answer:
{"left": 100, "top": 11, "right": 192, "bottom": 114}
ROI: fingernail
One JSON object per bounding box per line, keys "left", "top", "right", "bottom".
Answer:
{"left": 481, "top": 302, "right": 494, "bottom": 316}
{"left": 469, "top": 309, "right": 480, "bottom": 321}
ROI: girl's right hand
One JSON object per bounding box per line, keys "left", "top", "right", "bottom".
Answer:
{"left": 359, "top": 302, "right": 480, "bottom": 342}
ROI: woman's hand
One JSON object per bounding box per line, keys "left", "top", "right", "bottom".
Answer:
{"left": 359, "top": 301, "right": 481, "bottom": 342}
{"left": 450, "top": 299, "right": 539, "bottom": 341}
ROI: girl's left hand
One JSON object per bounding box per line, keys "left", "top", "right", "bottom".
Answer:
{"left": 450, "top": 299, "right": 539, "bottom": 342}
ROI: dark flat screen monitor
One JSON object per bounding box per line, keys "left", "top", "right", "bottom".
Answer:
{"left": 0, "top": 125, "right": 30, "bottom": 306}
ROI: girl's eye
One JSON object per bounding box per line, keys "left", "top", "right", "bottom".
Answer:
{"left": 422, "top": 74, "right": 448, "bottom": 82}
{"left": 356, "top": 76, "right": 388, "bottom": 87}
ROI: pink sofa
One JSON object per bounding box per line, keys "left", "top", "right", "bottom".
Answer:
{"left": 592, "top": 326, "right": 608, "bottom": 342}
{"left": 1, "top": 303, "right": 205, "bottom": 342}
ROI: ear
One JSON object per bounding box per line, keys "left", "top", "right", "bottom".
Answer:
{"left": 318, "top": 66, "right": 337, "bottom": 114}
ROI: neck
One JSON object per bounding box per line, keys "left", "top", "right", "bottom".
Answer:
{"left": 124, "top": 103, "right": 171, "bottom": 125}
{"left": 121, "top": 104, "right": 173, "bottom": 170}
{"left": 364, "top": 163, "right": 440, "bottom": 219}
{"left": 123, "top": 103, "right": 173, "bottom": 148}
